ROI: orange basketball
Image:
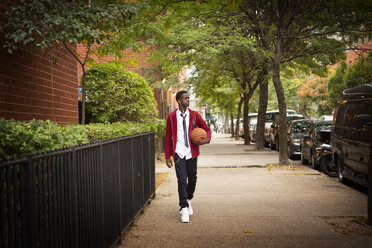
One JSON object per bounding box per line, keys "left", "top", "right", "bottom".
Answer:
{"left": 190, "top": 128, "right": 207, "bottom": 145}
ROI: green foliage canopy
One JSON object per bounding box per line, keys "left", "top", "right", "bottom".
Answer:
{"left": 85, "top": 62, "right": 158, "bottom": 123}
{"left": 328, "top": 53, "right": 372, "bottom": 107}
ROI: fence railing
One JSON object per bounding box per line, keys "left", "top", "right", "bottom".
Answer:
{"left": 0, "top": 132, "right": 155, "bottom": 248}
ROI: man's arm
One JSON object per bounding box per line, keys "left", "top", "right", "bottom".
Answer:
{"left": 164, "top": 115, "right": 173, "bottom": 167}
{"left": 195, "top": 113, "right": 211, "bottom": 145}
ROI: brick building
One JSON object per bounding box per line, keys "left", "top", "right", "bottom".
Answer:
{"left": 345, "top": 37, "right": 372, "bottom": 65}
{"left": 0, "top": 1, "right": 79, "bottom": 124}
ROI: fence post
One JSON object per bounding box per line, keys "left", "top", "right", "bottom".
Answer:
{"left": 70, "top": 149, "right": 79, "bottom": 248}
{"left": 131, "top": 137, "right": 135, "bottom": 218}
{"left": 21, "top": 157, "right": 35, "bottom": 248}
{"left": 99, "top": 144, "right": 105, "bottom": 247}
{"left": 148, "top": 134, "right": 153, "bottom": 198}
{"left": 368, "top": 134, "right": 372, "bottom": 225}
{"left": 117, "top": 140, "right": 122, "bottom": 229}
{"left": 141, "top": 135, "right": 145, "bottom": 207}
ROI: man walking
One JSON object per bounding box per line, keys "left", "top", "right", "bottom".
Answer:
{"left": 164, "top": 90, "right": 211, "bottom": 223}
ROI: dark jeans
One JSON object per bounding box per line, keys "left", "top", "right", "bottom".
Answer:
{"left": 174, "top": 153, "right": 197, "bottom": 208}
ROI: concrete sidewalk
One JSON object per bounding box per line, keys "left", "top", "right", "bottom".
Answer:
{"left": 120, "top": 134, "right": 371, "bottom": 248}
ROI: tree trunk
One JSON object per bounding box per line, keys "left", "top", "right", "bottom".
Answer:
{"left": 235, "top": 97, "right": 243, "bottom": 140}
{"left": 272, "top": 48, "right": 288, "bottom": 165}
{"left": 303, "top": 100, "right": 308, "bottom": 117}
{"left": 256, "top": 80, "right": 268, "bottom": 150}
{"left": 243, "top": 93, "right": 250, "bottom": 145}
{"left": 230, "top": 112, "right": 235, "bottom": 138}
{"left": 82, "top": 67, "right": 86, "bottom": 125}
{"left": 224, "top": 111, "right": 228, "bottom": 134}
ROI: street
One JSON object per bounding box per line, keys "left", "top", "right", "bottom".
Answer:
{"left": 119, "top": 134, "right": 371, "bottom": 248}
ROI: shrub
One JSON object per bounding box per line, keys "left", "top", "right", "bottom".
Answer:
{"left": 0, "top": 119, "right": 166, "bottom": 160}
{"left": 85, "top": 62, "right": 158, "bottom": 123}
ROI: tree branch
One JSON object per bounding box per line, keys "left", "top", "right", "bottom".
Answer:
{"left": 63, "top": 42, "right": 83, "bottom": 66}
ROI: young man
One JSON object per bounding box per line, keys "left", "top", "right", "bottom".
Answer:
{"left": 164, "top": 90, "right": 211, "bottom": 223}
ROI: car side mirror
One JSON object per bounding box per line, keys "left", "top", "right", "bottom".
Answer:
{"left": 303, "top": 133, "right": 310, "bottom": 139}
{"left": 320, "top": 143, "right": 331, "bottom": 150}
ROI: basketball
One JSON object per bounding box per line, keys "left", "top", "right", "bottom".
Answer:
{"left": 190, "top": 128, "right": 207, "bottom": 145}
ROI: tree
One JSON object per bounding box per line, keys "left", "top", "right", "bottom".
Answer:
{"left": 146, "top": 0, "right": 370, "bottom": 160}
{"left": 328, "top": 62, "right": 347, "bottom": 108}
{"left": 146, "top": 1, "right": 270, "bottom": 144}
{"left": 344, "top": 53, "right": 372, "bottom": 88}
{"left": 85, "top": 62, "right": 158, "bottom": 123}
{"left": 297, "top": 77, "right": 332, "bottom": 116}
{"left": 328, "top": 53, "right": 372, "bottom": 107}
{"left": 235, "top": 0, "right": 356, "bottom": 164}
{"left": 1, "top": 0, "right": 139, "bottom": 124}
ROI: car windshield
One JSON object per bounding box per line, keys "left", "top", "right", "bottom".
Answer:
{"left": 291, "top": 121, "right": 312, "bottom": 133}
{"left": 287, "top": 115, "right": 304, "bottom": 123}
{"left": 314, "top": 123, "right": 332, "bottom": 133}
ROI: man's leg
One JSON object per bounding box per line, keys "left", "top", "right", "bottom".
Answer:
{"left": 174, "top": 154, "right": 189, "bottom": 208}
{"left": 186, "top": 157, "right": 198, "bottom": 200}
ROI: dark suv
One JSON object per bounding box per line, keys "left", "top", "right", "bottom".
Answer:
{"left": 331, "top": 84, "right": 372, "bottom": 187}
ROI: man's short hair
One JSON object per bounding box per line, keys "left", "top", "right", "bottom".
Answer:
{"left": 176, "top": 90, "right": 188, "bottom": 101}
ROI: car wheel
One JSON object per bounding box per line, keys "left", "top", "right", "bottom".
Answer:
{"left": 287, "top": 144, "right": 292, "bottom": 159}
{"left": 301, "top": 151, "right": 308, "bottom": 165}
{"left": 311, "top": 152, "right": 319, "bottom": 170}
{"left": 321, "top": 159, "right": 337, "bottom": 177}
{"left": 337, "top": 158, "right": 346, "bottom": 183}
{"left": 270, "top": 139, "right": 276, "bottom": 150}
{"left": 275, "top": 137, "right": 279, "bottom": 151}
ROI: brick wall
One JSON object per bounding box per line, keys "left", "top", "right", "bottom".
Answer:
{"left": 345, "top": 38, "right": 372, "bottom": 66}
{"left": 0, "top": 0, "right": 78, "bottom": 124}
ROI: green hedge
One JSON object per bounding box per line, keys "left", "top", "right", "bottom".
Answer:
{"left": 0, "top": 118, "right": 166, "bottom": 161}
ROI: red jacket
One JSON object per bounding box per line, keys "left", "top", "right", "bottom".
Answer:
{"left": 164, "top": 109, "right": 211, "bottom": 159}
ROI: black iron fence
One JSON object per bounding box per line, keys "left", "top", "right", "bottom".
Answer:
{"left": 0, "top": 132, "right": 155, "bottom": 248}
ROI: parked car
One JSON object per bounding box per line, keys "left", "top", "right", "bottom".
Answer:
{"left": 264, "top": 109, "right": 296, "bottom": 147}
{"left": 319, "top": 115, "right": 333, "bottom": 121}
{"left": 287, "top": 119, "right": 314, "bottom": 159}
{"left": 331, "top": 83, "right": 372, "bottom": 187}
{"left": 269, "top": 114, "right": 307, "bottom": 151}
{"left": 300, "top": 121, "right": 332, "bottom": 169}
{"left": 249, "top": 116, "right": 258, "bottom": 142}
{"left": 239, "top": 113, "right": 259, "bottom": 140}
{"left": 315, "top": 129, "right": 337, "bottom": 177}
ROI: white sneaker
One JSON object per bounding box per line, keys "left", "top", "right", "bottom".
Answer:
{"left": 180, "top": 207, "right": 189, "bottom": 223}
{"left": 187, "top": 199, "right": 193, "bottom": 216}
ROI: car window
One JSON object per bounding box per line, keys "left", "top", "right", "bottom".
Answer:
{"left": 334, "top": 105, "right": 347, "bottom": 136}
{"left": 291, "top": 121, "right": 311, "bottom": 134}
{"left": 304, "top": 123, "right": 314, "bottom": 136}
{"left": 266, "top": 113, "right": 276, "bottom": 122}
{"left": 313, "top": 124, "right": 332, "bottom": 134}
{"left": 346, "top": 102, "right": 372, "bottom": 142}
{"left": 287, "top": 115, "right": 304, "bottom": 123}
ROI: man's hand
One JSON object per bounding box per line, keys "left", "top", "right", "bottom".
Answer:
{"left": 194, "top": 137, "right": 210, "bottom": 146}
{"left": 166, "top": 158, "right": 173, "bottom": 168}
